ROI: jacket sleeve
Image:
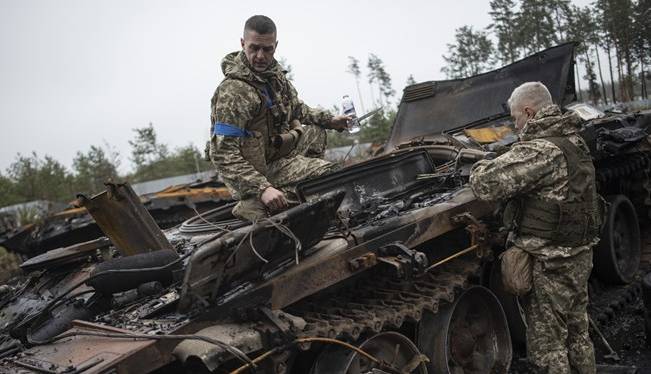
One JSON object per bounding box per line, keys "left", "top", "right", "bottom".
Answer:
{"left": 469, "top": 140, "right": 565, "bottom": 202}
{"left": 210, "top": 80, "right": 272, "bottom": 199}
{"left": 288, "top": 84, "right": 334, "bottom": 127}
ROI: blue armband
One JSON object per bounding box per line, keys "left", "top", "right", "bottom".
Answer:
{"left": 213, "top": 122, "right": 253, "bottom": 138}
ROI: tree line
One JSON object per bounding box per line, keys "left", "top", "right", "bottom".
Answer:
{"left": 442, "top": 0, "right": 650, "bottom": 104}
{"left": 328, "top": 53, "right": 409, "bottom": 147}
{"left": 0, "top": 123, "right": 211, "bottom": 208}
{"left": 2, "top": 50, "right": 406, "bottom": 208}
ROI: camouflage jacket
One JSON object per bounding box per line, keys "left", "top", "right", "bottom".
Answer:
{"left": 470, "top": 105, "right": 598, "bottom": 259}
{"left": 210, "top": 51, "right": 334, "bottom": 200}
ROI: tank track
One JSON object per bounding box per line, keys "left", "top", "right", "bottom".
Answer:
{"left": 287, "top": 257, "right": 481, "bottom": 341}
{"left": 595, "top": 152, "right": 650, "bottom": 185}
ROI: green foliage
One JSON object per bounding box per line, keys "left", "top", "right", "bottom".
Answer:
{"left": 327, "top": 131, "right": 356, "bottom": 148}
{"left": 0, "top": 174, "right": 20, "bottom": 208}
{"left": 516, "top": 0, "right": 560, "bottom": 53}
{"left": 7, "top": 153, "right": 74, "bottom": 203}
{"left": 347, "top": 56, "right": 367, "bottom": 112}
{"left": 129, "top": 122, "right": 169, "bottom": 168}
{"left": 632, "top": 0, "right": 650, "bottom": 64}
{"left": 347, "top": 57, "right": 361, "bottom": 79}
{"left": 72, "top": 145, "right": 120, "bottom": 195}
{"left": 367, "top": 54, "right": 395, "bottom": 106}
{"left": 128, "top": 145, "right": 211, "bottom": 183}
{"left": 442, "top": 26, "right": 495, "bottom": 79}
{"left": 128, "top": 124, "right": 212, "bottom": 183}
{"left": 327, "top": 108, "right": 396, "bottom": 148}
{"left": 443, "top": 0, "right": 650, "bottom": 102}
{"left": 0, "top": 124, "right": 211, "bottom": 208}
{"left": 359, "top": 109, "right": 396, "bottom": 144}
{"left": 584, "top": 60, "right": 602, "bottom": 103}
{"left": 488, "top": 0, "right": 520, "bottom": 64}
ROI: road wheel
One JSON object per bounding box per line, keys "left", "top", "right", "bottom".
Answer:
{"left": 310, "top": 331, "right": 427, "bottom": 374}
{"left": 416, "top": 286, "right": 512, "bottom": 373}
{"left": 593, "top": 195, "right": 641, "bottom": 285}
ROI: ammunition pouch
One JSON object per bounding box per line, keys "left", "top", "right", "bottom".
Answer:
{"left": 518, "top": 197, "right": 600, "bottom": 247}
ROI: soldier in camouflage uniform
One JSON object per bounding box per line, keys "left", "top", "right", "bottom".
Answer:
{"left": 210, "top": 15, "right": 349, "bottom": 221}
{"left": 470, "top": 82, "right": 599, "bottom": 374}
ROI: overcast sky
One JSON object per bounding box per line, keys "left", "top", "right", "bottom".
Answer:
{"left": 0, "top": 0, "right": 591, "bottom": 174}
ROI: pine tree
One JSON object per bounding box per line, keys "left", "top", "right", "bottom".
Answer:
{"left": 595, "top": 0, "right": 620, "bottom": 102}
{"left": 548, "top": 0, "right": 572, "bottom": 42}
{"left": 441, "top": 26, "right": 495, "bottom": 78}
{"left": 605, "top": 0, "right": 637, "bottom": 100}
{"left": 72, "top": 145, "right": 120, "bottom": 195}
{"left": 567, "top": 6, "right": 602, "bottom": 103}
{"left": 488, "top": 0, "right": 520, "bottom": 64}
{"left": 347, "top": 56, "right": 366, "bottom": 112}
{"left": 632, "top": 0, "right": 650, "bottom": 99}
{"left": 367, "top": 54, "right": 395, "bottom": 107}
{"left": 516, "top": 0, "right": 558, "bottom": 53}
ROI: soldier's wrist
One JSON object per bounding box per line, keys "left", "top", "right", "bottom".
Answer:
{"left": 321, "top": 112, "right": 335, "bottom": 129}
{"left": 257, "top": 182, "right": 273, "bottom": 199}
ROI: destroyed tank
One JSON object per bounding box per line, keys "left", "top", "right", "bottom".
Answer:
{"left": 0, "top": 42, "right": 650, "bottom": 374}
{"left": 0, "top": 178, "right": 232, "bottom": 258}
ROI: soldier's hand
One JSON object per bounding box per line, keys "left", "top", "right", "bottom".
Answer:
{"left": 329, "top": 115, "right": 351, "bottom": 132}
{"left": 260, "top": 186, "right": 288, "bottom": 211}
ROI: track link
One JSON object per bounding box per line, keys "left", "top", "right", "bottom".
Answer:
{"left": 288, "top": 257, "right": 481, "bottom": 340}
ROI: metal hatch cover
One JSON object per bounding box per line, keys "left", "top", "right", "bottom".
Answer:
{"left": 385, "top": 42, "right": 577, "bottom": 151}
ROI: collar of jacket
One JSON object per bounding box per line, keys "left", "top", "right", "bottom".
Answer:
{"left": 220, "top": 51, "right": 286, "bottom": 86}
{"left": 519, "top": 104, "right": 583, "bottom": 141}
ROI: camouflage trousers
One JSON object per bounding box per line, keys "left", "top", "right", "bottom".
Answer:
{"left": 523, "top": 249, "right": 595, "bottom": 374}
{"left": 232, "top": 126, "right": 336, "bottom": 221}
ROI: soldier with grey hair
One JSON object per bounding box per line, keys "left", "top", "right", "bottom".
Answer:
{"left": 470, "top": 81, "right": 599, "bottom": 373}
{"left": 209, "top": 15, "right": 350, "bottom": 221}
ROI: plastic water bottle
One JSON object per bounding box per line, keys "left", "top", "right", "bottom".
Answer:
{"left": 341, "top": 95, "right": 360, "bottom": 134}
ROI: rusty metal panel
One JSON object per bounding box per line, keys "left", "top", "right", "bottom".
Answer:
{"left": 179, "top": 190, "right": 345, "bottom": 310}
{"left": 4, "top": 321, "right": 164, "bottom": 374}
{"left": 79, "top": 183, "right": 172, "bottom": 256}
{"left": 209, "top": 188, "right": 494, "bottom": 311}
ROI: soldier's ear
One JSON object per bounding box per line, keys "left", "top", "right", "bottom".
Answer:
{"left": 524, "top": 107, "right": 535, "bottom": 118}
{"left": 240, "top": 38, "right": 245, "bottom": 49}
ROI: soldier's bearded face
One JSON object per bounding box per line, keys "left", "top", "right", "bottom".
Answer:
{"left": 241, "top": 31, "right": 277, "bottom": 72}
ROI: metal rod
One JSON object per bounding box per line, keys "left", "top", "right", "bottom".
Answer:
{"left": 426, "top": 244, "right": 479, "bottom": 272}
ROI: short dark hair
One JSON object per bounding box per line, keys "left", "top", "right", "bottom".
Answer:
{"left": 244, "top": 15, "right": 276, "bottom": 35}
